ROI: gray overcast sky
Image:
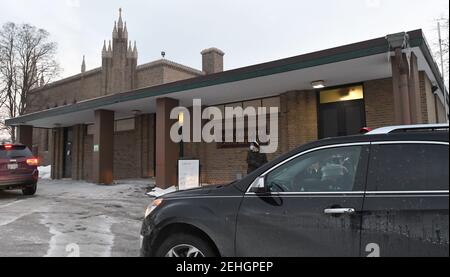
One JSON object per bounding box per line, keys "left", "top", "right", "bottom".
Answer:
{"left": 1, "top": 0, "right": 449, "bottom": 79}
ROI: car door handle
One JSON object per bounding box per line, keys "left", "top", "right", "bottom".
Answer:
{"left": 324, "top": 208, "right": 356, "bottom": 215}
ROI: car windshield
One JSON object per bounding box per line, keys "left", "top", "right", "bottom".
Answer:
{"left": 0, "top": 146, "right": 33, "bottom": 159}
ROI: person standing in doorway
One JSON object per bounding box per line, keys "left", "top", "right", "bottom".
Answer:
{"left": 247, "top": 141, "right": 268, "bottom": 174}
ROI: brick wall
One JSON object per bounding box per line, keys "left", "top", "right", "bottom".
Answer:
{"left": 183, "top": 77, "right": 425, "bottom": 185}
{"left": 420, "top": 70, "right": 446, "bottom": 124}
{"left": 135, "top": 114, "right": 155, "bottom": 178}
{"left": 436, "top": 100, "right": 447, "bottom": 122}
{"left": 31, "top": 128, "right": 51, "bottom": 165}
{"left": 113, "top": 130, "right": 138, "bottom": 179}
{"left": 280, "top": 90, "right": 318, "bottom": 152}
{"left": 136, "top": 66, "right": 164, "bottom": 88}
{"left": 164, "top": 65, "right": 200, "bottom": 84}
{"left": 364, "top": 78, "right": 396, "bottom": 128}
{"left": 420, "top": 71, "right": 431, "bottom": 123}
{"left": 183, "top": 90, "right": 318, "bottom": 185}
{"left": 83, "top": 135, "right": 93, "bottom": 182}
{"left": 29, "top": 60, "right": 200, "bottom": 178}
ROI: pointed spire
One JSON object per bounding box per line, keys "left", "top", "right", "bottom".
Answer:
{"left": 118, "top": 8, "right": 123, "bottom": 30}
{"left": 102, "top": 40, "right": 107, "bottom": 56}
{"left": 113, "top": 21, "right": 118, "bottom": 38}
{"left": 133, "top": 41, "right": 138, "bottom": 58}
{"left": 102, "top": 41, "right": 112, "bottom": 59}
{"left": 81, "top": 55, "right": 86, "bottom": 73}
{"left": 123, "top": 22, "right": 128, "bottom": 38}
{"left": 127, "top": 41, "right": 132, "bottom": 58}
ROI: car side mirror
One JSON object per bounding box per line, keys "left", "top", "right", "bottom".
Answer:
{"left": 248, "top": 176, "right": 268, "bottom": 194}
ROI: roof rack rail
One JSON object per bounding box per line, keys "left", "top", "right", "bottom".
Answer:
{"left": 367, "top": 124, "right": 449, "bottom": 135}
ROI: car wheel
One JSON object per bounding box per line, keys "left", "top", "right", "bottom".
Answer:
{"left": 22, "top": 183, "right": 37, "bottom": 196}
{"left": 156, "top": 233, "right": 217, "bottom": 257}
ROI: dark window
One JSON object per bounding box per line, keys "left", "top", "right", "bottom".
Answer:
{"left": 0, "top": 146, "right": 33, "bottom": 159}
{"left": 216, "top": 98, "right": 280, "bottom": 149}
{"left": 265, "top": 146, "right": 366, "bottom": 192}
{"left": 218, "top": 113, "right": 272, "bottom": 148}
{"left": 367, "top": 144, "right": 449, "bottom": 191}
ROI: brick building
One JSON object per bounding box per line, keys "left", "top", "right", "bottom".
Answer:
{"left": 6, "top": 10, "right": 448, "bottom": 188}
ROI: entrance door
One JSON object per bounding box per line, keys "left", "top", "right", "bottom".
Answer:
{"left": 63, "top": 127, "right": 73, "bottom": 178}
{"left": 318, "top": 85, "right": 366, "bottom": 139}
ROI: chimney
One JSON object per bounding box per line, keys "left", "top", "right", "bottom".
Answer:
{"left": 201, "top": 47, "right": 224, "bottom": 74}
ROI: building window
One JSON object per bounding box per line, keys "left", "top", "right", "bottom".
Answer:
{"left": 217, "top": 97, "right": 280, "bottom": 148}
{"left": 320, "top": 85, "right": 364, "bottom": 104}
{"left": 115, "top": 118, "right": 135, "bottom": 132}
{"left": 85, "top": 118, "right": 136, "bottom": 135}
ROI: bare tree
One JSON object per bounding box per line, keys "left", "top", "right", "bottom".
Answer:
{"left": 0, "top": 22, "right": 60, "bottom": 141}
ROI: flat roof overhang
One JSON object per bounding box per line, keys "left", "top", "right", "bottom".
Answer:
{"left": 6, "top": 29, "right": 448, "bottom": 129}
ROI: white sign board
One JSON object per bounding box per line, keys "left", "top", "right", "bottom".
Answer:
{"left": 178, "top": 160, "right": 200, "bottom": 190}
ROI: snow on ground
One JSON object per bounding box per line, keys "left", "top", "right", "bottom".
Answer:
{"left": 146, "top": 186, "right": 177, "bottom": 198}
{"left": 0, "top": 178, "right": 153, "bottom": 257}
{"left": 38, "top": 166, "right": 51, "bottom": 179}
{"left": 145, "top": 183, "right": 211, "bottom": 198}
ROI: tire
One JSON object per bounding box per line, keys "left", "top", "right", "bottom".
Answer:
{"left": 22, "top": 183, "right": 37, "bottom": 196}
{"left": 155, "top": 233, "right": 217, "bottom": 257}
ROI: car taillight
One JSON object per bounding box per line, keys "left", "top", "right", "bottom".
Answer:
{"left": 26, "top": 158, "right": 39, "bottom": 166}
{"left": 4, "top": 144, "right": 13, "bottom": 150}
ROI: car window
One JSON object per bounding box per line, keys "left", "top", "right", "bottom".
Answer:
{"left": 0, "top": 146, "right": 33, "bottom": 159}
{"left": 265, "top": 146, "right": 364, "bottom": 193}
{"left": 367, "top": 143, "right": 449, "bottom": 191}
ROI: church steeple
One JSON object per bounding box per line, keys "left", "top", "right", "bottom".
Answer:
{"left": 101, "top": 8, "right": 138, "bottom": 95}
{"left": 118, "top": 8, "right": 124, "bottom": 30}
{"left": 113, "top": 21, "right": 118, "bottom": 39}
{"left": 124, "top": 22, "right": 128, "bottom": 39}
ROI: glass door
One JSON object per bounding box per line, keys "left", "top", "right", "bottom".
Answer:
{"left": 318, "top": 85, "right": 366, "bottom": 139}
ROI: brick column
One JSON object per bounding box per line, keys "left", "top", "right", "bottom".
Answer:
{"left": 71, "top": 124, "right": 86, "bottom": 180}
{"left": 155, "top": 98, "right": 179, "bottom": 188}
{"left": 93, "top": 110, "right": 114, "bottom": 185}
{"left": 408, "top": 52, "right": 422, "bottom": 124}
{"left": 148, "top": 114, "right": 156, "bottom": 177}
{"left": 135, "top": 113, "right": 155, "bottom": 178}
{"left": 16, "top": 125, "right": 33, "bottom": 149}
{"left": 391, "top": 48, "right": 412, "bottom": 125}
{"left": 50, "top": 128, "right": 64, "bottom": 180}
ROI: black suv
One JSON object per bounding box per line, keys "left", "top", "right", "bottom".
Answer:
{"left": 140, "top": 124, "right": 449, "bottom": 257}
{"left": 0, "top": 144, "right": 39, "bottom": 196}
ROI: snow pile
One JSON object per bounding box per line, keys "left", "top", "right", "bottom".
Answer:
{"left": 146, "top": 186, "right": 177, "bottom": 198}
{"left": 38, "top": 165, "right": 52, "bottom": 180}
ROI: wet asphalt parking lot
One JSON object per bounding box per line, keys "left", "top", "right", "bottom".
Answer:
{"left": 0, "top": 179, "right": 152, "bottom": 257}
